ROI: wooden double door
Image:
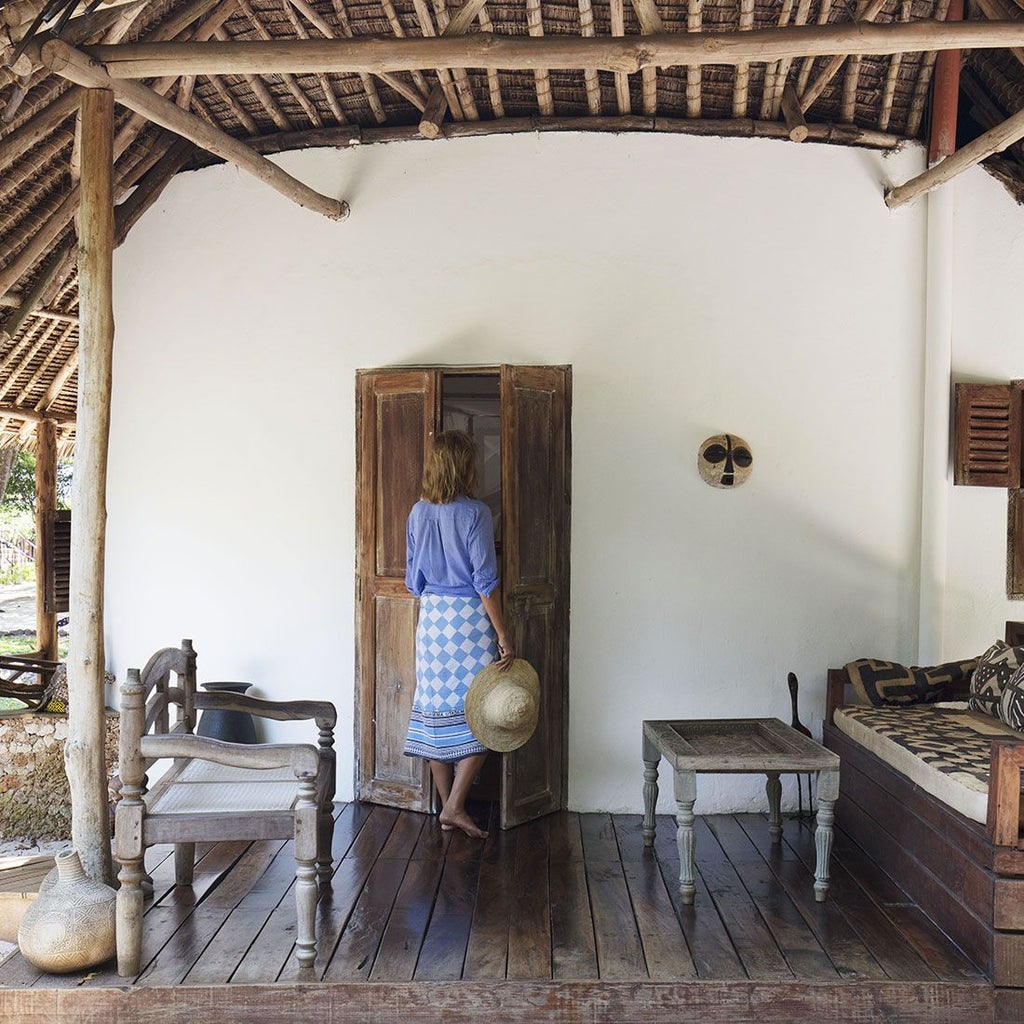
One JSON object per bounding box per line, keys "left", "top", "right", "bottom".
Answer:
{"left": 355, "top": 365, "right": 571, "bottom": 829}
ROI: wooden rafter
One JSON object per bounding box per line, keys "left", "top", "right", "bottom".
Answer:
{"left": 476, "top": 6, "right": 503, "bottom": 119}
{"left": 685, "top": 0, "right": 702, "bottom": 117}
{"left": 85, "top": 22, "right": 1024, "bottom": 78}
{"left": 732, "top": 0, "right": 755, "bottom": 119}
{"left": 577, "top": 0, "right": 602, "bottom": 116}
{"left": 415, "top": 0, "right": 489, "bottom": 137}
{"left": 630, "top": 0, "right": 662, "bottom": 116}
{"left": 760, "top": 0, "right": 795, "bottom": 120}
{"left": 411, "top": 0, "right": 463, "bottom": 124}
{"left": 878, "top": 0, "right": 912, "bottom": 131}
{"left": 278, "top": 0, "right": 347, "bottom": 124}
{"left": 329, "top": 0, "right": 387, "bottom": 122}
{"left": 379, "top": 0, "right": 432, "bottom": 99}
{"left": 526, "top": 0, "right": 554, "bottom": 116}
{"left": 432, "top": 0, "right": 479, "bottom": 120}
{"left": 609, "top": 0, "right": 630, "bottom": 115}
{"left": 37, "top": 39, "right": 348, "bottom": 220}
{"left": 799, "top": 0, "right": 886, "bottom": 114}
{"left": 796, "top": 0, "right": 831, "bottom": 95}
{"left": 907, "top": 0, "right": 952, "bottom": 136}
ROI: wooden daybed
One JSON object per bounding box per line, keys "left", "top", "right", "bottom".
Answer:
{"left": 823, "top": 622, "right": 1024, "bottom": 1003}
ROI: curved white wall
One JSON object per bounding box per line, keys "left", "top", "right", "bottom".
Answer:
{"left": 107, "top": 131, "right": 930, "bottom": 813}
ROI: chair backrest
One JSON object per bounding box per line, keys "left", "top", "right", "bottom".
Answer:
{"left": 120, "top": 640, "right": 197, "bottom": 780}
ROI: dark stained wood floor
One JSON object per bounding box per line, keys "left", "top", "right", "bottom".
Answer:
{"left": 0, "top": 806, "right": 999, "bottom": 1022}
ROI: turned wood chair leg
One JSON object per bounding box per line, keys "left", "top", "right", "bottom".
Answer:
{"left": 294, "top": 776, "right": 319, "bottom": 968}
{"left": 116, "top": 854, "right": 145, "bottom": 977}
{"left": 174, "top": 842, "right": 195, "bottom": 885}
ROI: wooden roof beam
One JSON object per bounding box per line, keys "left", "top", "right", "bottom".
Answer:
{"left": 85, "top": 22, "right": 1024, "bottom": 77}
{"left": 577, "top": 0, "right": 602, "bottom": 116}
{"left": 886, "top": 102, "right": 1024, "bottom": 208}
{"left": 38, "top": 39, "right": 348, "bottom": 221}
{"left": 0, "top": 404, "right": 75, "bottom": 425}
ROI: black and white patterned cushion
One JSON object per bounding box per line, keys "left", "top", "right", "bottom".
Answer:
{"left": 969, "top": 641, "right": 1024, "bottom": 717}
{"left": 999, "top": 662, "right": 1024, "bottom": 732}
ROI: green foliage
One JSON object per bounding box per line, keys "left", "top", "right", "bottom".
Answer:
{"left": 0, "top": 452, "right": 73, "bottom": 512}
{"left": 0, "top": 635, "right": 39, "bottom": 656}
{"left": 0, "top": 563, "right": 34, "bottom": 585}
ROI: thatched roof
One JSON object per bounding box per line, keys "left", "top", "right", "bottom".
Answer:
{"left": 3, "top": 0, "right": 1024, "bottom": 454}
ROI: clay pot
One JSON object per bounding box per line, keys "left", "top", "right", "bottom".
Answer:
{"left": 0, "top": 892, "right": 37, "bottom": 944}
{"left": 17, "top": 850, "right": 116, "bottom": 973}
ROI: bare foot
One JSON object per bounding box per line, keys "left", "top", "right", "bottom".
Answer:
{"left": 439, "top": 809, "right": 488, "bottom": 839}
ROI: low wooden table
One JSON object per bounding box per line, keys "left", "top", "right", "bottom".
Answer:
{"left": 642, "top": 718, "right": 841, "bottom": 904}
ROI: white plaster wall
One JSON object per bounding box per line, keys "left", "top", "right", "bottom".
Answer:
{"left": 107, "top": 131, "right": 928, "bottom": 814}
{"left": 945, "top": 171, "right": 1024, "bottom": 658}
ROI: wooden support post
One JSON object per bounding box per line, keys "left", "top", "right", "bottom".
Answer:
{"left": 69, "top": 87, "right": 115, "bottom": 887}
{"left": 928, "top": 0, "right": 962, "bottom": 164}
{"left": 418, "top": 84, "right": 447, "bottom": 139}
{"left": 34, "top": 417, "right": 57, "bottom": 661}
{"left": 781, "top": 82, "right": 809, "bottom": 141}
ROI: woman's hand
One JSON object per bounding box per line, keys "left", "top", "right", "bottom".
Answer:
{"left": 496, "top": 636, "right": 515, "bottom": 671}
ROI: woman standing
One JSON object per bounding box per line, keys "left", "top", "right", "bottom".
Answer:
{"left": 403, "top": 430, "right": 513, "bottom": 839}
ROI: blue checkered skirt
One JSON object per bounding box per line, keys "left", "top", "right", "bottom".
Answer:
{"left": 403, "top": 594, "right": 496, "bottom": 762}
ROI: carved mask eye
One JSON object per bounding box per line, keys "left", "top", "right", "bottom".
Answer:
{"left": 698, "top": 434, "right": 753, "bottom": 488}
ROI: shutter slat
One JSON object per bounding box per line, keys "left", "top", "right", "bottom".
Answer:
{"left": 954, "top": 383, "right": 1022, "bottom": 488}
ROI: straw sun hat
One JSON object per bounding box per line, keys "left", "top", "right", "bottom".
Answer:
{"left": 465, "top": 659, "right": 540, "bottom": 753}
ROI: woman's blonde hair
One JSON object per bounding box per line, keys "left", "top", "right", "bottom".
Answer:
{"left": 423, "top": 430, "right": 478, "bottom": 504}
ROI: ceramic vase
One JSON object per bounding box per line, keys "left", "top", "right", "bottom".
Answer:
{"left": 196, "top": 681, "right": 258, "bottom": 743}
{"left": 17, "top": 850, "right": 116, "bottom": 973}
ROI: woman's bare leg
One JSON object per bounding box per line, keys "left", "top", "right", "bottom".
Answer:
{"left": 439, "top": 753, "right": 489, "bottom": 838}
{"left": 429, "top": 760, "right": 455, "bottom": 830}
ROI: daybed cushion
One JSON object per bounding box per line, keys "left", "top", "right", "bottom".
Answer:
{"left": 1000, "top": 663, "right": 1024, "bottom": 731}
{"left": 833, "top": 703, "right": 1022, "bottom": 824}
{"left": 969, "top": 641, "right": 1024, "bottom": 717}
{"left": 845, "top": 658, "right": 978, "bottom": 707}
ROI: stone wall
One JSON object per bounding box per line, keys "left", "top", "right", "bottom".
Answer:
{"left": 0, "top": 713, "right": 119, "bottom": 842}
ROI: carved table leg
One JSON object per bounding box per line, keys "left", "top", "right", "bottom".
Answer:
{"left": 814, "top": 768, "right": 840, "bottom": 902}
{"left": 674, "top": 769, "right": 698, "bottom": 904}
{"left": 294, "top": 775, "right": 319, "bottom": 968}
{"left": 642, "top": 733, "right": 660, "bottom": 847}
{"left": 766, "top": 772, "right": 783, "bottom": 844}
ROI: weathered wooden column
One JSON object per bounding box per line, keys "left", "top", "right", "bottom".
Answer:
{"left": 34, "top": 417, "right": 57, "bottom": 660}
{"left": 68, "top": 87, "right": 115, "bottom": 885}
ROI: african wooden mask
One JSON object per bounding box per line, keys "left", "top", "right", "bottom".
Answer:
{"left": 698, "top": 434, "right": 753, "bottom": 488}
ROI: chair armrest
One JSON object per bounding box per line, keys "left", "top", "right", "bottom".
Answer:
{"left": 194, "top": 692, "right": 337, "bottom": 729}
{"left": 140, "top": 734, "right": 320, "bottom": 776}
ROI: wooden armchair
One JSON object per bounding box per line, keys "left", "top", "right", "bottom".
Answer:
{"left": 114, "top": 640, "right": 337, "bottom": 977}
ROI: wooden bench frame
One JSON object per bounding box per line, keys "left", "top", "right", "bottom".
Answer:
{"left": 822, "top": 621, "right": 1024, "bottom": 998}
{"left": 114, "top": 640, "right": 337, "bottom": 977}
{"left": 0, "top": 654, "right": 61, "bottom": 713}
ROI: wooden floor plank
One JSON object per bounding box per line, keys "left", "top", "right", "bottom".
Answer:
{"left": 706, "top": 814, "right": 837, "bottom": 981}
{"left": 322, "top": 857, "right": 408, "bottom": 981}
{"left": 550, "top": 856, "right": 599, "bottom": 980}
{"left": 691, "top": 816, "right": 792, "bottom": 981}
{"left": 767, "top": 814, "right": 941, "bottom": 982}
{"left": 826, "top": 821, "right": 987, "bottom": 980}
{"left": 622, "top": 857, "right": 697, "bottom": 979}
{"left": 414, "top": 850, "right": 481, "bottom": 980}
{"left": 134, "top": 905, "right": 231, "bottom": 988}
{"left": 463, "top": 820, "right": 515, "bottom": 980}
{"left": 733, "top": 814, "right": 886, "bottom": 980}
{"left": 652, "top": 813, "right": 745, "bottom": 979}
{"left": 228, "top": 899, "right": 297, "bottom": 984}
{"left": 548, "top": 809, "right": 585, "bottom": 863}
{"left": 181, "top": 905, "right": 276, "bottom": 985}
{"left": 508, "top": 818, "right": 551, "bottom": 980}
{"left": 585, "top": 857, "right": 648, "bottom": 978}
{"left": 369, "top": 856, "right": 444, "bottom": 981}
{"left": 580, "top": 813, "right": 620, "bottom": 862}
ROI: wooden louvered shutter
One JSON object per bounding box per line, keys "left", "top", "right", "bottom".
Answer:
{"left": 954, "top": 383, "right": 1021, "bottom": 488}
{"left": 50, "top": 510, "right": 70, "bottom": 615}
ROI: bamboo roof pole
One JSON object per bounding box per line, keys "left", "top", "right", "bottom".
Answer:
{"left": 411, "top": 0, "right": 463, "bottom": 123}
{"left": 878, "top": 0, "right": 912, "bottom": 131}
{"left": 630, "top": 0, "right": 663, "bottom": 117}
{"left": 798, "top": 0, "right": 886, "bottom": 114}
{"left": 0, "top": 84, "right": 80, "bottom": 175}
{"left": 209, "top": 27, "right": 293, "bottom": 130}
{"left": 278, "top": 2, "right": 348, "bottom": 125}
{"left": 733, "top": 0, "right": 755, "bottom": 118}
{"left": 760, "top": 0, "right": 795, "bottom": 120}
{"left": 39, "top": 40, "right": 349, "bottom": 220}
{"left": 327, "top": 0, "right": 387, "bottom": 122}
{"left": 0, "top": 321, "right": 57, "bottom": 401}
{"left": 476, "top": 7, "right": 504, "bottom": 118}
{"left": 780, "top": 81, "right": 808, "bottom": 140}
{"left": 198, "top": 70, "right": 259, "bottom": 132}
{"left": 796, "top": 0, "right": 831, "bottom": 94}
{"left": 0, "top": 132, "right": 73, "bottom": 204}
{"left": 235, "top": 0, "right": 323, "bottom": 126}
{"left": 379, "top": 0, "right": 431, "bottom": 97}
{"left": 685, "top": 0, "right": 702, "bottom": 117}
{"left": 0, "top": 299, "right": 77, "bottom": 325}
{"left": 577, "top": 0, "right": 602, "bottom": 115}
{"left": 0, "top": 403, "right": 74, "bottom": 424}
{"left": 11, "top": 318, "right": 76, "bottom": 404}
{"left": 886, "top": 102, "right": 1024, "bottom": 208}
{"left": 88, "top": 21, "right": 1024, "bottom": 76}
{"left": 14, "top": 349, "right": 77, "bottom": 445}
{"left": 0, "top": 318, "right": 55, "bottom": 383}
{"left": 975, "top": 0, "right": 1024, "bottom": 68}
{"left": 0, "top": 239, "right": 72, "bottom": 341}
{"left": 0, "top": 187, "right": 79, "bottom": 302}
{"left": 70, "top": 85, "right": 115, "bottom": 887}
{"left": 841, "top": 54, "right": 862, "bottom": 122}
{"left": 434, "top": 0, "right": 479, "bottom": 119}
{"left": 609, "top": 0, "right": 631, "bottom": 115}
{"left": 526, "top": 0, "right": 554, "bottom": 115}
{"left": 907, "top": 0, "right": 951, "bottom": 136}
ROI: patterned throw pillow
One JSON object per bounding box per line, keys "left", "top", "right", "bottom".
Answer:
{"left": 999, "top": 662, "right": 1024, "bottom": 731}
{"left": 969, "top": 641, "right": 1024, "bottom": 717}
{"left": 846, "top": 658, "right": 979, "bottom": 707}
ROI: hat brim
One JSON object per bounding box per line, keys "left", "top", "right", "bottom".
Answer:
{"left": 465, "top": 659, "right": 540, "bottom": 753}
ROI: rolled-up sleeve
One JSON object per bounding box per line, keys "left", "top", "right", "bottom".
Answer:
{"left": 468, "top": 505, "right": 499, "bottom": 597}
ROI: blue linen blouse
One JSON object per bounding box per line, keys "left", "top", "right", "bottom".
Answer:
{"left": 405, "top": 495, "right": 499, "bottom": 598}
